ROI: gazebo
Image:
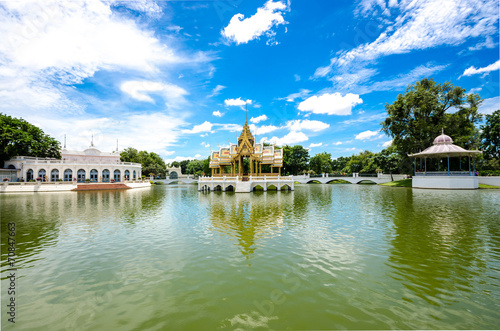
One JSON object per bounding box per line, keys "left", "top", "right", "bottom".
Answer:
{"left": 409, "top": 131, "right": 482, "bottom": 189}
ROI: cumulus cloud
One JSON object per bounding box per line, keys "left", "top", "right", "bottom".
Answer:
{"left": 269, "top": 131, "right": 309, "bottom": 146}
{"left": 355, "top": 130, "right": 382, "bottom": 140}
{"left": 221, "top": 0, "right": 288, "bottom": 45}
{"left": 309, "top": 142, "right": 323, "bottom": 148}
{"left": 382, "top": 140, "right": 393, "bottom": 147}
{"left": 462, "top": 60, "right": 500, "bottom": 77}
{"left": 298, "top": 93, "right": 362, "bottom": 115}
{"left": 250, "top": 114, "right": 268, "bottom": 123}
{"left": 212, "top": 110, "right": 223, "bottom": 117}
{"left": 224, "top": 97, "right": 252, "bottom": 106}
{"left": 248, "top": 124, "right": 280, "bottom": 135}
{"left": 478, "top": 96, "right": 500, "bottom": 115}
{"left": 286, "top": 119, "right": 330, "bottom": 132}
{"left": 182, "top": 121, "right": 213, "bottom": 134}
{"left": 120, "top": 80, "right": 188, "bottom": 107}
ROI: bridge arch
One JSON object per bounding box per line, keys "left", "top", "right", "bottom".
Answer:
{"left": 353, "top": 179, "right": 377, "bottom": 185}
{"left": 225, "top": 184, "right": 234, "bottom": 192}
{"left": 266, "top": 184, "right": 277, "bottom": 190}
{"left": 306, "top": 180, "right": 322, "bottom": 184}
{"left": 326, "top": 179, "right": 352, "bottom": 184}
{"left": 252, "top": 184, "right": 264, "bottom": 191}
{"left": 280, "top": 183, "right": 292, "bottom": 191}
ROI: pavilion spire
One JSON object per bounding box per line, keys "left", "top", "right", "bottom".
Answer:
{"left": 90, "top": 134, "right": 94, "bottom": 147}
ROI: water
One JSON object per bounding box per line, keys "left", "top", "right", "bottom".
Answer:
{"left": 1, "top": 184, "right": 500, "bottom": 330}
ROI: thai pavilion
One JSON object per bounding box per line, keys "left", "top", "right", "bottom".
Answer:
{"left": 200, "top": 113, "right": 292, "bottom": 193}
{"left": 209, "top": 114, "right": 283, "bottom": 177}
{"left": 409, "top": 131, "right": 482, "bottom": 189}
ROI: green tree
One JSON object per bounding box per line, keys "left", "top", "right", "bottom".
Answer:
{"left": 180, "top": 160, "right": 190, "bottom": 174}
{"left": 170, "top": 161, "right": 180, "bottom": 168}
{"left": 382, "top": 78, "right": 482, "bottom": 156}
{"left": 309, "top": 152, "right": 332, "bottom": 174}
{"left": 0, "top": 113, "right": 61, "bottom": 164}
{"left": 283, "top": 145, "right": 309, "bottom": 175}
{"left": 480, "top": 110, "right": 500, "bottom": 160}
{"left": 342, "top": 150, "right": 377, "bottom": 173}
{"left": 203, "top": 156, "right": 210, "bottom": 175}
{"left": 120, "top": 148, "right": 167, "bottom": 177}
{"left": 331, "top": 156, "right": 351, "bottom": 173}
{"left": 186, "top": 159, "right": 204, "bottom": 175}
{"left": 373, "top": 145, "right": 407, "bottom": 174}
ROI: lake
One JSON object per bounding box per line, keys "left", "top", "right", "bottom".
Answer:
{"left": 1, "top": 184, "right": 500, "bottom": 330}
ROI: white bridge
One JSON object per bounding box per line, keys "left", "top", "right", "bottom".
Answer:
{"left": 156, "top": 173, "right": 409, "bottom": 192}
{"left": 198, "top": 175, "right": 294, "bottom": 192}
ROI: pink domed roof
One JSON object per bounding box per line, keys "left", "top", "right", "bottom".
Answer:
{"left": 433, "top": 133, "right": 453, "bottom": 145}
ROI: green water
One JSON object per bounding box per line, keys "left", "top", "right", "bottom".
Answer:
{"left": 1, "top": 184, "right": 500, "bottom": 330}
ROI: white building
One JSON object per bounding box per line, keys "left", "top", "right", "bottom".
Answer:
{"left": 3, "top": 144, "right": 142, "bottom": 183}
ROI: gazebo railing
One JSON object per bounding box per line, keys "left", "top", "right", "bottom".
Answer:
{"left": 414, "top": 171, "right": 472, "bottom": 176}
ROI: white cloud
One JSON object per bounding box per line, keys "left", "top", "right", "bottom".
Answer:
{"left": 469, "top": 87, "right": 482, "bottom": 94}
{"left": 269, "top": 131, "right": 308, "bottom": 146}
{"left": 212, "top": 110, "right": 223, "bottom": 117}
{"left": 316, "top": 0, "right": 497, "bottom": 79}
{"left": 195, "top": 154, "right": 202, "bottom": 158}
{"left": 355, "top": 130, "right": 382, "bottom": 140}
{"left": 333, "top": 141, "right": 343, "bottom": 145}
{"left": 208, "top": 85, "right": 226, "bottom": 97}
{"left": 182, "top": 121, "right": 213, "bottom": 134}
{"left": 298, "top": 93, "right": 362, "bottom": 115}
{"left": 248, "top": 124, "right": 280, "bottom": 135}
{"left": 250, "top": 114, "right": 268, "bottom": 123}
{"left": 224, "top": 97, "right": 252, "bottom": 106}
{"left": 165, "top": 155, "right": 198, "bottom": 164}
{"left": 201, "top": 142, "right": 210, "bottom": 148}
{"left": 286, "top": 119, "right": 330, "bottom": 132}
{"left": 382, "top": 140, "right": 393, "bottom": 147}
{"left": 309, "top": 142, "right": 323, "bottom": 148}
{"left": 340, "top": 112, "right": 386, "bottom": 125}
{"left": 221, "top": 0, "right": 288, "bottom": 45}
{"left": 478, "top": 96, "right": 500, "bottom": 115}
{"left": 120, "top": 80, "right": 188, "bottom": 107}
{"left": 462, "top": 60, "right": 500, "bottom": 77}
{"left": 283, "top": 89, "right": 311, "bottom": 102}
{"left": 294, "top": 74, "right": 301, "bottom": 81}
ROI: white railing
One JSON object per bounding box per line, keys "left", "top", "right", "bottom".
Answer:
{"left": 414, "top": 171, "right": 472, "bottom": 176}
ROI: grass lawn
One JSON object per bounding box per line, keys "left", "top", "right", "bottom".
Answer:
{"left": 479, "top": 183, "right": 500, "bottom": 189}
{"left": 379, "top": 178, "right": 412, "bottom": 187}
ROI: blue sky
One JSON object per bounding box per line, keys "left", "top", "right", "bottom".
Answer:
{"left": 0, "top": 0, "right": 498, "bottom": 163}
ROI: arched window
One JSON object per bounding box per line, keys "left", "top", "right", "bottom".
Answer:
{"left": 26, "top": 169, "right": 34, "bottom": 181}
{"left": 51, "top": 169, "right": 59, "bottom": 182}
{"left": 133, "top": 170, "right": 136, "bottom": 180}
{"left": 77, "top": 169, "right": 86, "bottom": 182}
{"left": 64, "top": 169, "right": 73, "bottom": 181}
{"left": 124, "top": 170, "right": 130, "bottom": 181}
{"left": 114, "top": 170, "right": 121, "bottom": 182}
{"left": 90, "top": 169, "right": 98, "bottom": 182}
{"left": 102, "top": 169, "right": 110, "bottom": 182}
{"left": 8, "top": 165, "right": 16, "bottom": 169}
{"left": 38, "top": 169, "right": 46, "bottom": 182}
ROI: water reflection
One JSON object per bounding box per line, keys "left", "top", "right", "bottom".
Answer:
{"left": 199, "top": 191, "right": 295, "bottom": 257}
{"left": 386, "top": 189, "right": 495, "bottom": 305}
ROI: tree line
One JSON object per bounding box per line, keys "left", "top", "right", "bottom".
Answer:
{"left": 1, "top": 78, "right": 499, "bottom": 176}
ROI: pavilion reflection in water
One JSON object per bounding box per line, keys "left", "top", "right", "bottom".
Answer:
{"left": 199, "top": 191, "right": 294, "bottom": 257}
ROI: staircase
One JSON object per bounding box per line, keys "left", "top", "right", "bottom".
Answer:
{"left": 235, "top": 181, "right": 252, "bottom": 193}
{"left": 72, "top": 183, "right": 130, "bottom": 191}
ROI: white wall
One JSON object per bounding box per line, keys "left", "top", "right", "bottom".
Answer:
{"left": 413, "top": 176, "right": 478, "bottom": 189}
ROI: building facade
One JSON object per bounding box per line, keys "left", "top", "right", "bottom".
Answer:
{"left": 4, "top": 145, "right": 142, "bottom": 182}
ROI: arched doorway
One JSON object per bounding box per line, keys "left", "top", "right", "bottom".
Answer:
{"left": 51, "top": 169, "right": 59, "bottom": 181}
{"left": 64, "top": 169, "right": 72, "bottom": 181}
{"left": 38, "top": 169, "right": 46, "bottom": 181}
{"left": 170, "top": 171, "right": 178, "bottom": 179}
{"left": 26, "top": 169, "right": 34, "bottom": 181}
{"left": 77, "top": 169, "right": 86, "bottom": 182}
{"left": 124, "top": 170, "right": 130, "bottom": 181}
{"left": 133, "top": 170, "right": 136, "bottom": 180}
{"left": 102, "top": 169, "right": 110, "bottom": 182}
{"left": 114, "top": 170, "right": 121, "bottom": 182}
{"left": 90, "top": 169, "right": 98, "bottom": 182}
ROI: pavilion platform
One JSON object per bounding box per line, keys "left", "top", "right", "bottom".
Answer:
{"left": 198, "top": 175, "right": 294, "bottom": 193}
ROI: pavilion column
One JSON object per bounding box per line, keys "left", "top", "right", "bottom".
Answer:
{"left": 425, "top": 158, "right": 427, "bottom": 175}
{"left": 279, "top": 167, "right": 281, "bottom": 176}
{"left": 414, "top": 158, "right": 416, "bottom": 175}
{"left": 447, "top": 156, "right": 450, "bottom": 176}
{"left": 468, "top": 156, "right": 471, "bottom": 175}
{"left": 211, "top": 168, "right": 214, "bottom": 176}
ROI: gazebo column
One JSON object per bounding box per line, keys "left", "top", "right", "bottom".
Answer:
{"left": 424, "top": 158, "right": 427, "bottom": 175}
{"left": 447, "top": 156, "right": 450, "bottom": 176}
{"left": 468, "top": 156, "right": 471, "bottom": 176}
{"left": 414, "top": 158, "right": 416, "bottom": 175}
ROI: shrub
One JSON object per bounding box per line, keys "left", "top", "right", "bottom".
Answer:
{"left": 3, "top": 178, "right": 10, "bottom": 182}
